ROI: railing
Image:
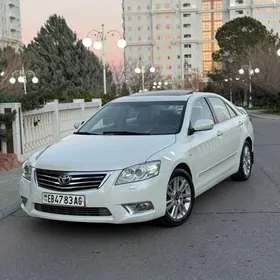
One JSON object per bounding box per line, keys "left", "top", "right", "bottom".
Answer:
{"left": 0, "top": 98, "right": 102, "bottom": 162}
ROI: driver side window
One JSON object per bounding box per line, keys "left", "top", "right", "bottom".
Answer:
{"left": 190, "top": 98, "right": 214, "bottom": 127}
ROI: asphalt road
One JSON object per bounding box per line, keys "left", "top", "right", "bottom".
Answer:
{"left": 1, "top": 117, "right": 280, "bottom": 280}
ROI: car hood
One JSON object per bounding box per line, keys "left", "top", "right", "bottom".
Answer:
{"left": 31, "top": 134, "right": 176, "bottom": 171}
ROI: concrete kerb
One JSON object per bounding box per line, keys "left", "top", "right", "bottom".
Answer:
{"left": 248, "top": 113, "right": 280, "bottom": 121}
{"left": 0, "top": 200, "right": 21, "bottom": 220}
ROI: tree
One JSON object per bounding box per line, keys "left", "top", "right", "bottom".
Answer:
{"left": 24, "top": 14, "right": 108, "bottom": 101}
{"left": 213, "top": 17, "right": 271, "bottom": 63}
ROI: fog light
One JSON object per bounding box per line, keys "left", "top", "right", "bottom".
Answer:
{"left": 122, "top": 201, "right": 154, "bottom": 215}
{"left": 21, "top": 196, "right": 28, "bottom": 206}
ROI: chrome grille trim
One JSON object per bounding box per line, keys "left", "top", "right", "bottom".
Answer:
{"left": 35, "top": 169, "right": 112, "bottom": 191}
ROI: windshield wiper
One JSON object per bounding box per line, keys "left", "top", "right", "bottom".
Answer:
{"left": 73, "top": 132, "right": 98, "bottom": 135}
{"left": 103, "top": 131, "right": 150, "bottom": 135}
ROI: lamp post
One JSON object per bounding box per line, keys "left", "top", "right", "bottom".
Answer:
{"left": 239, "top": 62, "right": 260, "bottom": 108}
{"left": 9, "top": 66, "right": 39, "bottom": 95}
{"left": 277, "top": 49, "right": 280, "bottom": 56}
{"left": 0, "top": 71, "right": 4, "bottom": 77}
{"left": 83, "top": 24, "right": 127, "bottom": 95}
{"left": 135, "top": 60, "right": 156, "bottom": 92}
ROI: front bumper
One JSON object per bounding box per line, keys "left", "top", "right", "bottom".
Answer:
{"left": 19, "top": 170, "right": 169, "bottom": 224}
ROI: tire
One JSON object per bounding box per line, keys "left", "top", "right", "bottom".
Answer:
{"left": 231, "top": 140, "right": 253, "bottom": 181}
{"left": 158, "top": 168, "right": 195, "bottom": 227}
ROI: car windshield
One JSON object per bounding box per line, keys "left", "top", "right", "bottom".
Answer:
{"left": 77, "top": 101, "right": 187, "bottom": 135}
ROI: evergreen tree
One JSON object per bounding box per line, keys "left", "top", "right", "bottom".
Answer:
{"left": 24, "top": 14, "right": 108, "bottom": 101}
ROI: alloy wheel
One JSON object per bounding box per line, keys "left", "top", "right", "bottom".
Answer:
{"left": 242, "top": 145, "right": 251, "bottom": 177}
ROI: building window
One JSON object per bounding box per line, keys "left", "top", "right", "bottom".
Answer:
{"left": 148, "top": 56, "right": 152, "bottom": 60}
{"left": 213, "top": 12, "right": 222, "bottom": 20}
{"left": 147, "top": 5, "right": 150, "bottom": 9}
{"left": 156, "top": 24, "right": 161, "bottom": 30}
{"left": 148, "top": 36, "right": 151, "bottom": 40}
{"left": 137, "top": 5, "right": 141, "bottom": 11}
{"left": 128, "top": 16, "right": 132, "bottom": 21}
{"left": 202, "top": 13, "right": 211, "bottom": 20}
{"left": 203, "top": 32, "right": 211, "bottom": 40}
{"left": 167, "top": 55, "right": 171, "bottom": 60}
{"left": 202, "top": 2, "right": 211, "bottom": 9}
{"left": 277, "top": 8, "right": 280, "bottom": 12}
{"left": 166, "top": 24, "right": 171, "bottom": 29}
{"left": 158, "top": 65, "right": 163, "bottom": 70}
{"left": 267, "top": 8, "right": 272, "bottom": 13}
{"left": 203, "top": 44, "right": 211, "bottom": 51}
{"left": 166, "top": 34, "right": 172, "bottom": 39}
{"left": 184, "top": 54, "right": 191, "bottom": 58}
{"left": 157, "top": 35, "right": 162, "bottom": 40}
{"left": 167, "top": 75, "right": 172, "bottom": 79}
{"left": 256, "top": 8, "right": 261, "bottom": 13}
{"left": 203, "top": 52, "right": 212, "bottom": 60}
{"left": 167, "top": 45, "right": 171, "bottom": 50}
{"left": 148, "top": 26, "right": 150, "bottom": 30}
{"left": 236, "top": 10, "right": 244, "bottom": 14}
{"left": 177, "top": 55, "right": 181, "bottom": 59}
{"left": 183, "top": 13, "right": 191, "bottom": 17}
{"left": 183, "top": 3, "right": 191, "bottom": 7}
{"left": 184, "top": 34, "right": 191, "bottom": 38}
{"left": 184, "top": 44, "right": 191, "bottom": 48}
{"left": 166, "top": 65, "right": 172, "bottom": 70}
{"left": 156, "top": 4, "right": 161, "bottom": 9}
{"left": 177, "top": 65, "right": 181, "bottom": 69}
{"left": 214, "top": 22, "right": 222, "bottom": 31}
{"left": 236, "top": 0, "right": 243, "bottom": 3}
{"left": 156, "top": 14, "right": 162, "bottom": 19}
{"left": 157, "top": 45, "right": 162, "bottom": 50}
{"left": 138, "top": 36, "right": 141, "bottom": 41}
{"left": 214, "top": 2, "right": 222, "bottom": 8}
{"left": 165, "top": 3, "right": 171, "bottom": 8}
{"left": 184, "top": 23, "right": 191, "bottom": 28}
{"left": 138, "top": 27, "right": 141, "bottom": 31}
{"left": 203, "top": 22, "right": 211, "bottom": 31}
{"left": 128, "top": 6, "right": 131, "bottom": 11}
{"left": 157, "top": 55, "right": 163, "bottom": 60}
{"left": 267, "top": 19, "right": 272, "bottom": 24}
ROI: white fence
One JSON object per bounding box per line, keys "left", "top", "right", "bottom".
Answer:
{"left": 0, "top": 99, "right": 102, "bottom": 162}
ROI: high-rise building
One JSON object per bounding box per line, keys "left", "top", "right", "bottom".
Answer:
{"left": 122, "top": 0, "right": 280, "bottom": 80}
{"left": 0, "top": 0, "right": 22, "bottom": 50}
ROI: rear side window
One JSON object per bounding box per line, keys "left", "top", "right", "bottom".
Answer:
{"left": 208, "top": 97, "right": 231, "bottom": 122}
{"left": 226, "top": 104, "right": 237, "bottom": 118}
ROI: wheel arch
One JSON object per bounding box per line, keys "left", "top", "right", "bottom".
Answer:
{"left": 174, "top": 162, "right": 192, "bottom": 179}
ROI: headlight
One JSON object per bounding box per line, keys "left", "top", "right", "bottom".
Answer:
{"left": 116, "top": 161, "right": 161, "bottom": 185}
{"left": 22, "top": 160, "right": 32, "bottom": 181}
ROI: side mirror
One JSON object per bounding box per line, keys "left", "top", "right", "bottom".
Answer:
{"left": 193, "top": 119, "right": 214, "bottom": 132}
{"left": 74, "top": 120, "right": 84, "bottom": 129}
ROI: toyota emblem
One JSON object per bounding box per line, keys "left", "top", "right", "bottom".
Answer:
{"left": 58, "top": 174, "right": 72, "bottom": 185}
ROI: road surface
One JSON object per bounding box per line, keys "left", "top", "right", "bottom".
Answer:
{"left": 1, "top": 117, "right": 280, "bottom": 280}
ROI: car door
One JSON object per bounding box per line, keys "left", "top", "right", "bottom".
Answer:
{"left": 207, "top": 97, "right": 242, "bottom": 173}
{"left": 187, "top": 97, "right": 226, "bottom": 191}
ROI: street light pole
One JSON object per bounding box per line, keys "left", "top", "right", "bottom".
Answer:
{"left": 83, "top": 25, "right": 127, "bottom": 95}
{"left": 9, "top": 66, "right": 39, "bottom": 94}
{"left": 141, "top": 64, "right": 145, "bottom": 91}
{"left": 239, "top": 62, "right": 260, "bottom": 108}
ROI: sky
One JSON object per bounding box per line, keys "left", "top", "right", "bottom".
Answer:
{"left": 20, "top": 0, "right": 124, "bottom": 64}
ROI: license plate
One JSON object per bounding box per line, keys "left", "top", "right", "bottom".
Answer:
{"left": 42, "top": 193, "right": 85, "bottom": 207}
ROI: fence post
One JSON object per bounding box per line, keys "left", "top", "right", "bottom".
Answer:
{"left": 0, "top": 104, "right": 7, "bottom": 153}
{"left": 51, "top": 99, "right": 60, "bottom": 142}
{"left": 73, "top": 99, "right": 85, "bottom": 121}
{"left": 92, "top": 99, "right": 102, "bottom": 109}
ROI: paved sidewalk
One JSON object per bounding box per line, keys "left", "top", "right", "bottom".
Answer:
{"left": 248, "top": 110, "right": 280, "bottom": 120}
{"left": 0, "top": 167, "right": 22, "bottom": 219}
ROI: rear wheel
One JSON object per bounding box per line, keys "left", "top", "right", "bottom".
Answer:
{"left": 232, "top": 140, "right": 252, "bottom": 181}
{"left": 158, "top": 168, "right": 194, "bottom": 227}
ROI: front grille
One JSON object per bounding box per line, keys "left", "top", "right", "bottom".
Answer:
{"left": 35, "top": 204, "right": 112, "bottom": 216}
{"left": 35, "top": 169, "right": 109, "bottom": 191}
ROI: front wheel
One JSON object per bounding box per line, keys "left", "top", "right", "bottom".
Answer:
{"left": 158, "top": 168, "right": 195, "bottom": 227}
{"left": 232, "top": 140, "right": 253, "bottom": 181}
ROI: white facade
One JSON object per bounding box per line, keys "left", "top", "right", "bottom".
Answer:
{"left": 0, "top": 0, "right": 22, "bottom": 50}
{"left": 122, "top": 0, "right": 280, "bottom": 79}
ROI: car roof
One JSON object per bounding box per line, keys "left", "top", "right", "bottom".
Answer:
{"left": 111, "top": 90, "right": 221, "bottom": 103}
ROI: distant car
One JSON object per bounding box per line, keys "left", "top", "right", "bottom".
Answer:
{"left": 20, "top": 91, "right": 254, "bottom": 227}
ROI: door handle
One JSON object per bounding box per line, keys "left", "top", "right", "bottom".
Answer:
{"left": 217, "top": 131, "right": 223, "bottom": 137}
{"left": 238, "top": 121, "right": 243, "bottom": 126}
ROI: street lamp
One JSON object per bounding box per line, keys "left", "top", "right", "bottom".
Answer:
{"left": 239, "top": 62, "right": 260, "bottom": 108}
{"left": 224, "top": 77, "right": 239, "bottom": 102}
{"left": 277, "top": 49, "right": 280, "bottom": 56}
{"left": 83, "top": 24, "right": 126, "bottom": 95}
{"left": 134, "top": 60, "right": 156, "bottom": 91}
{"left": 9, "top": 66, "right": 39, "bottom": 95}
{"left": 0, "top": 71, "right": 4, "bottom": 77}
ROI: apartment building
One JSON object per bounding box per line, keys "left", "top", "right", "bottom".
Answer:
{"left": 122, "top": 0, "right": 280, "bottom": 79}
{"left": 0, "top": 0, "right": 22, "bottom": 50}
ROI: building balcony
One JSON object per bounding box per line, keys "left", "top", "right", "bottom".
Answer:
{"left": 9, "top": 0, "right": 19, "bottom": 7}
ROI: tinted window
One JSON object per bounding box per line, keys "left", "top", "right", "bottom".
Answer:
{"left": 78, "top": 101, "right": 187, "bottom": 135}
{"left": 190, "top": 98, "right": 214, "bottom": 127}
{"left": 208, "top": 97, "right": 231, "bottom": 122}
{"left": 226, "top": 104, "right": 237, "bottom": 118}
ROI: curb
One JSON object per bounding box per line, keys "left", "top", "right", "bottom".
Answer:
{"left": 249, "top": 113, "right": 280, "bottom": 120}
{"left": 0, "top": 199, "right": 21, "bottom": 220}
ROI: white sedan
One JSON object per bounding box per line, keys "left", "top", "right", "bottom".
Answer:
{"left": 20, "top": 91, "right": 254, "bottom": 227}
